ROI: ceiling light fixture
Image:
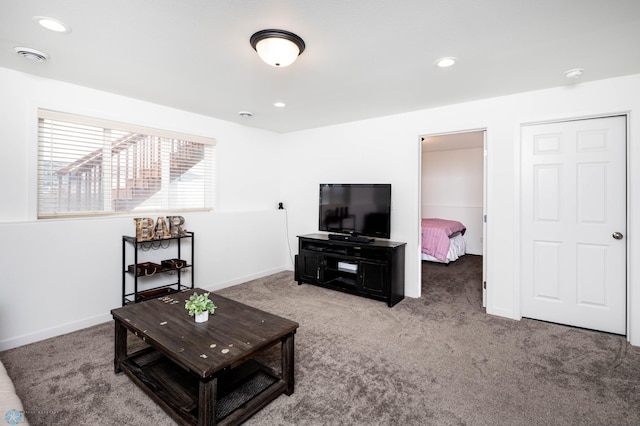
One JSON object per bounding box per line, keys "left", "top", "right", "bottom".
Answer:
{"left": 33, "top": 16, "right": 71, "bottom": 33}
{"left": 564, "top": 68, "right": 584, "bottom": 79}
{"left": 274, "top": 102, "right": 286, "bottom": 108}
{"left": 14, "top": 47, "right": 49, "bottom": 62}
{"left": 435, "top": 57, "right": 457, "bottom": 68}
{"left": 250, "top": 29, "right": 305, "bottom": 67}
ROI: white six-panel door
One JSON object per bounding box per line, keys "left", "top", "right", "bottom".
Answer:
{"left": 520, "top": 116, "right": 626, "bottom": 334}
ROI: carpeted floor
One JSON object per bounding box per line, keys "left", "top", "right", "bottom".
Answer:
{"left": 2, "top": 255, "right": 640, "bottom": 425}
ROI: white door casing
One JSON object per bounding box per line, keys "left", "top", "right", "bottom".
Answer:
{"left": 482, "top": 131, "right": 488, "bottom": 308}
{"left": 520, "top": 116, "right": 626, "bottom": 334}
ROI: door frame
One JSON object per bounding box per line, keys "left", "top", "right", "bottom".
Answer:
{"left": 515, "top": 112, "right": 630, "bottom": 337}
{"left": 418, "top": 128, "right": 488, "bottom": 302}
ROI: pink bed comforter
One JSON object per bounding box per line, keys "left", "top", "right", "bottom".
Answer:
{"left": 421, "top": 218, "right": 466, "bottom": 261}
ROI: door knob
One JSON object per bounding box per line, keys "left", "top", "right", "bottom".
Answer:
{"left": 612, "top": 232, "right": 623, "bottom": 240}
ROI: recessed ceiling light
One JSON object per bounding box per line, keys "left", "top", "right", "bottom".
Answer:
{"left": 14, "top": 46, "right": 49, "bottom": 62}
{"left": 33, "top": 16, "right": 71, "bottom": 33}
{"left": 435, "top": 57, "right": 457, "bottom": 68}
{"left": 564, "top": 68, "right": 584, "bottom": 79}
{"left": 238, "top": 111, "right": 253, "bottom": 117}
{"left": 274, "top": 102, "right": 286, "bottom": 108}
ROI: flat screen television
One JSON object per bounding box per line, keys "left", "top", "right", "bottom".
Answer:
{"left": 319, "top": 183, "right": 391, "bottom": 239}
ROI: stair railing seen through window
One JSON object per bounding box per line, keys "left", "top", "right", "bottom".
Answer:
{"left": 37, "top": 109, "right": 216, "bottom": 218}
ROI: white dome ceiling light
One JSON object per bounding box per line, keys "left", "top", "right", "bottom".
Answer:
{"left": 14, "top": 47, "right": 49, "bottom": 62}
{"left": 250, "top": 29, "right": 305, "bottom": 67}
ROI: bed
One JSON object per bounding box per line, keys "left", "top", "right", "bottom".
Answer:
{"left": 421, "top": 218, "right": 467, "bottom": 264}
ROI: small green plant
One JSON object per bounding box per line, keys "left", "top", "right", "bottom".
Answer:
{"left": 185, "top": 292, "right": 216, "bottom": 316}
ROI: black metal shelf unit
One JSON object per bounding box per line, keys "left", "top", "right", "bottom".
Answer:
{"left": 121, "top": 232, "right": 194, "bottom": 305}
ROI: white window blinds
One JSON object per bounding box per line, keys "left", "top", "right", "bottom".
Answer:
{"left": 37, "top": 109, "right": 216, "bottom": 218}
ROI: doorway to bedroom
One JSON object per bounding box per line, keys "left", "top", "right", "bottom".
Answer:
{"left": 420, "top": 130, "right": 487, "bottom": 306}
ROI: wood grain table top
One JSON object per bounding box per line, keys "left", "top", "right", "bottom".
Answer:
{"left": 111, "top": 288, "right": 299, "bottom": 378}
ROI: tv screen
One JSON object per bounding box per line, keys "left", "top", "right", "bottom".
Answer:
{"left": 319, "top": 184, "right": 391, "bottom": 239}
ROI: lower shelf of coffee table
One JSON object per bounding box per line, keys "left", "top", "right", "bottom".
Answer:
{"left": 120, "top": 348, "right": 285, "bottom": 426}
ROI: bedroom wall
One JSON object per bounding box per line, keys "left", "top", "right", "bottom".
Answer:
{"left": 0, "top": 67, "right": 288, "bottom": 350}
{"left": 421, "top": 147, "right": 484, "bottom": 255}
{"left": 279, "top": 73, "right": 640, "bottom": 346}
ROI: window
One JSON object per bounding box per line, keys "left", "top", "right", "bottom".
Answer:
{"left": 37, "top": 109, "right": 216, "bottom": 218}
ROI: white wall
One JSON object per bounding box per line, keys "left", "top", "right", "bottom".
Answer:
{"left": 0, "top": 68, "right": 288, "bottom": 350}
{"left": 422, "top": 147, "right": 484, "bottom": 255}
{"left": 3, "top": 67, "right": 640, "bottom": 348}
{"left": 280, "top": 73, "right": 640, "bottom": 346}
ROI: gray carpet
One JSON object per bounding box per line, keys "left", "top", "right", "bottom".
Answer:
{"left": 2, "top": 255, "right": 640, "bottom": 425}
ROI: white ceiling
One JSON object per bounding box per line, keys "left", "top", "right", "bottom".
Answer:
{"left": 2, "top": 0, "right": 640, "bottom": 134}
{"left": 422, "top": 131, "right": 484, "bottom": 152}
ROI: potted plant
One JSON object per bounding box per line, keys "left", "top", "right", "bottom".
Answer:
{"left": 185, "top": 292, "right": 216, "bottom": 323}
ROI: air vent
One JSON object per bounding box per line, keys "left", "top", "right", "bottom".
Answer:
{"left": 14, "top": 47, "right": 49, "bottom": 62}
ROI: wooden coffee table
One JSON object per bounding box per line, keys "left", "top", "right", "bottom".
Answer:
{"left": 111, "top": 289, "right": 299, "bottom": 426}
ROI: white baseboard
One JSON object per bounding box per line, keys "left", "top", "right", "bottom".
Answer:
{"left": 200, "top": 266, "right": 289, "bottom": 292}
{"left": 0, "top": 266, "right": 290, "bottom": 351}
{"left": 0, "top": 313, "right": 112, "bottom": 351}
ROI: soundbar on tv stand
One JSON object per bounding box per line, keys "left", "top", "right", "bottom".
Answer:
{"left": 328, "top": 234, "right": 374, "bottom": 244}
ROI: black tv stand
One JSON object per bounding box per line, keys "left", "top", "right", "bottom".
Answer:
{"left": 296, "top": 233, "right": 405, "bottom": 307}
{"left": 328, "top": 234, "right": 374, "bottom": 244}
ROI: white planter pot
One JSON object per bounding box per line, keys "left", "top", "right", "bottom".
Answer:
{"left": 194, "top": 311, "right": 209, "bottom": 323}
